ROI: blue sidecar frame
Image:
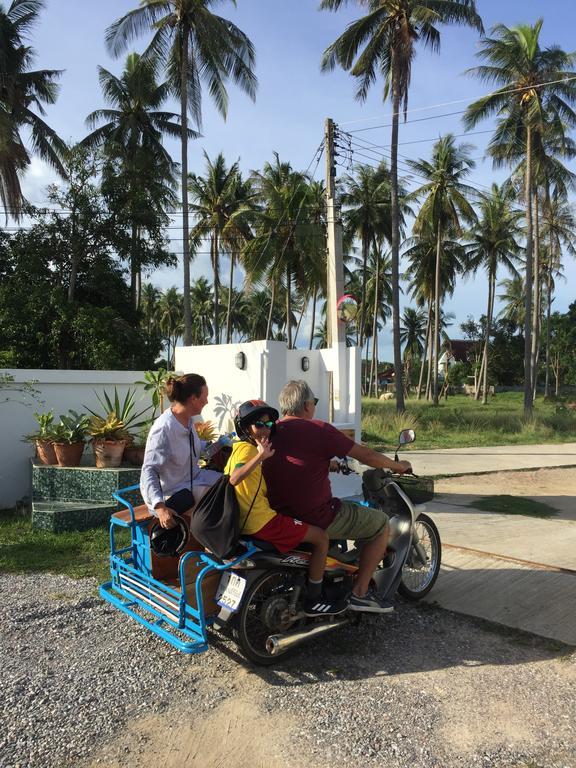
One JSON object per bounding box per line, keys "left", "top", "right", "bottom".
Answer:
{"left": 99, "top": 485, "right": 257, "bottom": 654}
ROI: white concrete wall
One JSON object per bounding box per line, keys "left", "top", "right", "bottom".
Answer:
{"left": 0, "top": 370, "right": 150, "bottom": 508}
{"left": 176, "top": 340, "right": 361, "bottom": 438}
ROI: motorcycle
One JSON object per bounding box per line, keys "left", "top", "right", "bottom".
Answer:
{"left": 100, "top": 429, "right": 440, "bottom": 666}
{"left": 214, "top": 428, "right": 441, "bottom": 665}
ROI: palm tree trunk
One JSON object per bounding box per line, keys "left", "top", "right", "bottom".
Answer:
{"left": 309, "top": 285, "right": 318, "bottom": 350}
{"left": 370, "top": 250, "right": 380, "bottom": 398}
{"left": 433, "top": 220, "right": 442, "bottom": 406}
{"left": 266, "top": 276, "right": 276, "bottom": 340}
{"left": 417, "top": 302, "right": 432, "bottom": 400}
{"left": 293, "top": 289, "right": 309, "bottom": 348}
{"left": 390, "top": 70, "right": 405, "bottom": 413}
{"left": 531, "top": 191, "right": 540, "bottom": 400}
{"left": 226, "top": 252, "right": 235, "bottom": 343}
{"left": 358, "top": 231, "right": 369, "bottom": 351}
{"left": 286, "top": 265, "right": 292, "bottom": 348}
{"left": 523, "top": 126, "right": 534, "bottom": 418}
{"left": 180, "top": 30, "right": 192, "bottom": 346}
{"left": 544, "top": 259, "right": 553, "bottom": 398}
{"left": 482, "top": 273, "right": 495, "bottom": 405}
{"left": 213, "top": 230, "right": 220, "bottom": 343}
{"left": 130, "top": 220, "right": 138, "bottom": 310}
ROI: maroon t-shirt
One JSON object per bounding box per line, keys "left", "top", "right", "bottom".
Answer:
{"left": 263, "top": 418, "right": 355, "bottom": 529}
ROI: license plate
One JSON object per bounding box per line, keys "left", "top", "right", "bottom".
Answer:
{"left": 217, "top": 573, "right": 247, "bottom": 612}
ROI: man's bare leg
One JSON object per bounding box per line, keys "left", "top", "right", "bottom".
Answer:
{"left": 352, "top": 528, "right": 389, "bottom": 597}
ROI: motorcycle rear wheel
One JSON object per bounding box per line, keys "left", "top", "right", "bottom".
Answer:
{"left": 398, "top": 513, "right": 441, "bottom": 600}
{"left": 234, "top": 569, "right": 299, "bottom": 666}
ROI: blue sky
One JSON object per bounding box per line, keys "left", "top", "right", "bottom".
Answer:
{"left": 20, "top": 0, "right": 576, "bottom": 356}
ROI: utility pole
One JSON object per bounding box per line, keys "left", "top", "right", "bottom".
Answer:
{"left": 325, "top": 118, "right": 349, "bottom": 428}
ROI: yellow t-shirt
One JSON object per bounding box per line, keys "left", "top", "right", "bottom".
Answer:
{"left": 224, "top": 441, "right": 276, "bottom": 535}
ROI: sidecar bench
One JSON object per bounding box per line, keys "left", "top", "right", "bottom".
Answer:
{"left": 111, "top": 503, "right": 153, "bottom": 527}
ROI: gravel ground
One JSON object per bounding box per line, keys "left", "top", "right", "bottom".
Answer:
{"left": 0, "top": 572, "right": 574, "bottom": 768}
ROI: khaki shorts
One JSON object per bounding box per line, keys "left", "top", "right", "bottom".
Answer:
{"left": 325, "top": 499, "right": 388, "bottom": 543}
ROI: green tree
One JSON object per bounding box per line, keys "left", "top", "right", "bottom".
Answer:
{"left": 106, "top": 0, "right": 257, "bottom": 346}
{"left": 320, "top": 0, "right": 483, "bottom": 413}
{"left": 400, "top": 306, "right": 427, "bottom": 395}
{"left": 408, "top": 135, "right": 477, "bottom": 405}
{"left": 466, "top": 183, "right": 522, "bottom": 403}
{"left": 243, "top": 155, "right": 315, "bottom": 348}
{"left": 158, "top": 287, "right": 183, "bottom": 367}
{"left": 82, "top": 52, "right": 186, "bottom": 306}
{"left": 0, "top": 0, "right": 66, "bottom": 218}
{"left": 464, "top": 19, "right": 576, "bottom": 416}
{"left": 340, "top": 162, "right": 393, "bottom": 351}
{"left": 188, "top": 153, "right": 251, "bottom": 343}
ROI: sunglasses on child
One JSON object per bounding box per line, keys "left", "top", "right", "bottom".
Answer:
{"left": 252, "top": 419, "right": 275, "bottom": 428}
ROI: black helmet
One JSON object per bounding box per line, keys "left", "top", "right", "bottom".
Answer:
{"left": 234, "top": 399, "right": 279, "bottom": 441}
{"left": 150, "top": 514, "right": 189, "bottom": 557}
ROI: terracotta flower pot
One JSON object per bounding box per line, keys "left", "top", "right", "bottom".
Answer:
{"left": 36, "top": 440, "right": 57, "bottom": 465}
{"left": 53, "top": 442, "right": 85, "bottom": 467}
{"left": 123, "top": 445, "right": 145, "bottom": 466}
{"left": 93, "top": 439, "right": 126, "bottom": 468}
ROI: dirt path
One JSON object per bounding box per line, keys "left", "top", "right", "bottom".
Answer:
{"left": 435, "top": 466, "right": 576, "bottom": 520}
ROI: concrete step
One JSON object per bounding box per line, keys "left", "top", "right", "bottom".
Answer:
{"left": 32, "top": 500, "right": 117, "bottom": 533}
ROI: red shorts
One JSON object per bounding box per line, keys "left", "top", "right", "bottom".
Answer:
{"left": 252, "top": 514, "right": 309, "bottom": 553}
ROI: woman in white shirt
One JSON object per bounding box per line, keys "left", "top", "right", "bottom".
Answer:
{"left": 140, "top": 373, "right": 220, "bottom": 529}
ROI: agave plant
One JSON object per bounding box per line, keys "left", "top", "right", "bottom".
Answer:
{"left": 86, "top": 387, "right": 151, "bottom": 432}
{"left": 88, "top": 414, "right": 129, "bottom": 442}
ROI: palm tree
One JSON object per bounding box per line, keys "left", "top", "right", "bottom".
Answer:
{"left": 320, "top": 0, "right": 483, "bottom": 413}
{"left": 400, "top": 306, "right": 427, "bottom": 397}
{"left": 158, "top": 286, "right": 184, "bottom": 365}
{"left": 403, "top": 224, "right": 467, "bottom": 399}
{"left": 466, "top": 183, "right": 523, "bottom": 403}
{"left": 83, "top": 53, "right": 185, "bottom": 307}
{"left": 464, "top": 19, "right": 576, "bottom": 416}
{"left": 408, "top": 135, "right": 477, "bottom": 405}
{"left": 0, "top": 0, "right": 66, "bottom": 218}
{"left": 106, "top": 0, "right": 257, "bottom": 346}
{"left": 140, "top": 282, "right": 162, "bottom": 337}
{"left": 188, "top": 152, "right": 245, "bottom": 343}
{"left": 498, "top": 275, "right": 526, "bottom": 332}
{"left": 189, "top": 276, "right": 214, "bottom": 345}
{"left": 340, "top": 162, "right": 393, "bottom": 351}
{"left": 540, "top": 193, "right": 576, "bottom": 395}
{"left": 243, "top": 154, "right": 313, "bottom": 348}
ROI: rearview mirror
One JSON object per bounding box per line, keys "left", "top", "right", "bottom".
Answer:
{"left": 398, "top": 428, "right": 415, "bottom": 445}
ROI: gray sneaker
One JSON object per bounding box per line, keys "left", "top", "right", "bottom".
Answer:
{"left": 349, "top": 587, "right": 394, "bottom": 614}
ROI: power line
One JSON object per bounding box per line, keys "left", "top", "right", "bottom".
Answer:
{"left": 338, "top": 74, "right": 576, "bottom": 128}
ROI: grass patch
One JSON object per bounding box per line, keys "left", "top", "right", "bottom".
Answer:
{"left": 361, "top": 392, "right": 576, "bottom": 450}
{"left": 0, "top": 512, "right": 128, "bottom": 581}
{"left": 469, "top": 495, "right": 558, "bottom": 518}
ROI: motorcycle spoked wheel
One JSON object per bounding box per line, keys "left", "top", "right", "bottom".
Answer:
{"left": 234, "top": 569, "right": 302, "bottom": 666}
{"left": 398, "top": 513, "right": 441, "bottom": 600}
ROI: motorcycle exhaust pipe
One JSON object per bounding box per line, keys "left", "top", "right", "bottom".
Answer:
{"left": 266, "top": 616, "right": 351, "bottom": 656}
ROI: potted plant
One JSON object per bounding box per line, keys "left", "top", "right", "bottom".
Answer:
{"left": 89, "top": 414, "right": 129, "bottom": 468}
{"left": 86, "top": 387, "right": 151, "bottom": 468}
{"left": 124, "top": 419, "right": 153, "bottom": 466}
{"left": 52, "top": 411, "right": 90, "bottom": 467}
{"left": 23, "top": 410, "right": 58, "bottom": 465}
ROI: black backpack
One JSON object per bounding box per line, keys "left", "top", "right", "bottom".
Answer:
{"left": 190, "top": 475, "right": 240, "bottom": 558}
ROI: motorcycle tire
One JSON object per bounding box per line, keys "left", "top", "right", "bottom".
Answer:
{"left": 398, "top": 513, "right": 441, "bottom": 600}
{"left": 234, "top": 569, "right": 300, "bottom": 666}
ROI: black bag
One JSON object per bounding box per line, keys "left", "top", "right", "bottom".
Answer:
{"left": 190, "top": 475, "right": 241, "bottom": 559}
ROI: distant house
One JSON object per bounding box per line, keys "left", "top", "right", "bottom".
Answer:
{"left": 438, "top": 340, "right": 476, "bottom": 378}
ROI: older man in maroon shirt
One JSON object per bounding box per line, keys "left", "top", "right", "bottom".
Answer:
{"left": 263, "top": 380, "right": 411, "bottom": 613}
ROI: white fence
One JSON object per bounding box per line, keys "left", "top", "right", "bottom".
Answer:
{"left": 0, "top": 370, "right": 148, "bottom": 508}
